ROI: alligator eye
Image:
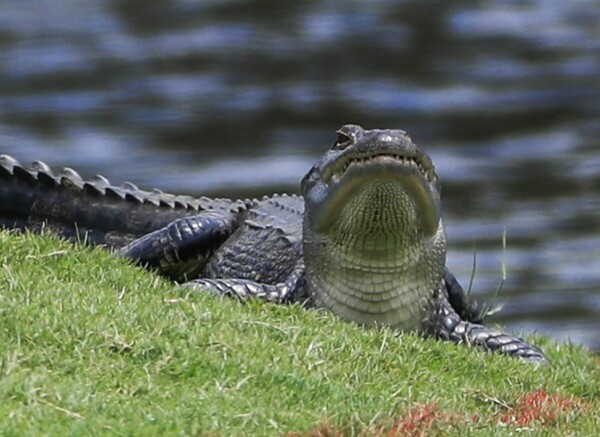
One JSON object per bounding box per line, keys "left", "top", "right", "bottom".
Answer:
{"left": 333, "top": 131, "right": 353, "bottom": 150}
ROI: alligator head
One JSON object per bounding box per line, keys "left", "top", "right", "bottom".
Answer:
{"left": 301, "top": 124, "right": 447, "bottom": 331}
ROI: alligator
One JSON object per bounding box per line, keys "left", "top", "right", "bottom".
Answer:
{"left": 0, "top": 125, "right": 547, "bottom": 363}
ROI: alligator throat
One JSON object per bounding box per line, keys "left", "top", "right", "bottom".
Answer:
{"left": 306, "top": 183, "right": 445, "bottom": 330}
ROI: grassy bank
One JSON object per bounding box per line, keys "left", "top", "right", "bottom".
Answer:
{"left": 0, "top": 230, "right": 598, "bottom": 436}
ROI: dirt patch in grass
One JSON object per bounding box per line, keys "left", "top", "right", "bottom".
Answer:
{"left": 382, "top": 403, "right": 460, "bottom": 436}
{"left": 288, "top": 389, "right": 593, "bottom": 436}
{"left": 498, "top": 389, "right": 590, "bottom": 428}
{"left": 286, "top": 403, "right": 463, "bottom": 437}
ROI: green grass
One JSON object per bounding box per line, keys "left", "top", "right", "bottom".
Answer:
{"left": 0, "top": 230, "right": 598, "bottom": 436}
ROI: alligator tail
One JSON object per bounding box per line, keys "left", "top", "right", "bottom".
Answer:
{"left": 0, "top": 155, "right": 218, "bottom": 248}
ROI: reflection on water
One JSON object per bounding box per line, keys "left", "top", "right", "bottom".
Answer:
{"left": 1, "top": 0, "right": 599, "bottom": 350}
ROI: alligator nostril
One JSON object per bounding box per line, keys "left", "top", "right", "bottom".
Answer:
{"left": 333, "top": 131, "right": 353, "bottom": 150}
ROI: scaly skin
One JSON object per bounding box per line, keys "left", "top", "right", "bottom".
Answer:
{"left": 0, "top": 126, "right": 547, "bottom": 363}
{"left": 0, "top": 153, "right": 246, "bottom": 248}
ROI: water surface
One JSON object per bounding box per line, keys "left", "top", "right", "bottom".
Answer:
{"left": 1, "top": 0, "right": 598, "bottom": 350}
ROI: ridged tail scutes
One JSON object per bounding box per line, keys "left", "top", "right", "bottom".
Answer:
{"left": 0, "top": 154, "right": 221, "bottom": 248}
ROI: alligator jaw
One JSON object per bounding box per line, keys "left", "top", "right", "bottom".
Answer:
{"left": 321, "top": 151, "right": 437, "bottom": 184}
{"left": 306, "top": 154, "right": 441, "bottom": 237}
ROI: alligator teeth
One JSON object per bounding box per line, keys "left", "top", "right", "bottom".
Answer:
{"left": 327, "top": 153, "right": 436, "bottom": 184}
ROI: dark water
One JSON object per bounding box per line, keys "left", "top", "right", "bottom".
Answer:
{"left": 1, "top": 0, "right": 599, "bottom": 351}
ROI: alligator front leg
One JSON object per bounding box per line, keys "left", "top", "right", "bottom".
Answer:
{"left": 119, "top": 211, "right": 237, "bottom": 281}
{"left": 183, "top": 263, "right": 307, "bottom": 305}
{"left": 432, "top": 278, "right": 548, "bottom": 364}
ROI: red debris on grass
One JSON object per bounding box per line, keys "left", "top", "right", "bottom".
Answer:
{"left": 384, "top": 403, "right": 446, "bottom": 437}
{"left": 284, "top": 421, "right": 345, "bottom": 437}
{"left": 499, "top": 389, "right": 587, "bottom": 427}
{"left": 285, "top": 403, "right": 460, "bottom": 437}
{"left": 287, "top": 390, "right": 592, "bottom": 436}
{"left": 285, "top": 422, "right": 344, "bottom": 437}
